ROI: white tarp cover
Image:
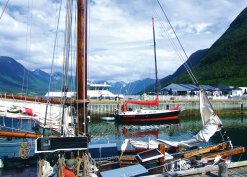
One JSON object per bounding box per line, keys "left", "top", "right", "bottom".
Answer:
{"left": 157, "top": 89, "right": 222, "bottom": 147}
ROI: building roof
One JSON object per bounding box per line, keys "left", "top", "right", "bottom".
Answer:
{"left": 161, "top": 83, "right": 219, "bottom": 92}
{"left": 161, "top": 83, "right": 197, "bottom": 92}
{"left": 214, "top": 83, "right": 231, "bottom": 91}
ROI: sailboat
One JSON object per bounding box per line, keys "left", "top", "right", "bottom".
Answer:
{"left": 109, "top": 1, "right": 246, "bottom": 175}
{"left": 34, "top": 0, "right": 100, "bottom": 176}
{"left": 0, "top": 0, "right": 97, "bottom": 176}
{"left": 0, "top": 1, "right": 246, "bottom": 176}
{"left": 115, "top": 18, "right": 181, "bottom": 123}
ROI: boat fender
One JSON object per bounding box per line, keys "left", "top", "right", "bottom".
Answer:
{"left": 19, "top": 142, "right": 30, "bottom": 159}
{"left": 0, "top": 159, "right": 3, "bottom": 168}
{"left": 38, "top": 160, "right": 53, "bottom": 177}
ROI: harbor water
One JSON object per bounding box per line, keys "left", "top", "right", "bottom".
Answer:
{"left": 0, "top": 102, "right": 247, "bottom": 176}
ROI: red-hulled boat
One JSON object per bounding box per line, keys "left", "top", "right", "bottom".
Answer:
{"left": 116, "top": 18, "right": 181, "bottom": 123}
{"left": 116, "top": 96, "right": 181, "bottom": 123}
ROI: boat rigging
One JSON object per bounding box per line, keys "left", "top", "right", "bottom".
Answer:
{"left": 115, "top": 17, "right": 181, "bottom": 123}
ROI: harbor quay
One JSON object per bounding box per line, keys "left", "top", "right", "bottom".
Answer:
{"left": 88, "top": 98, "right": 247, "bottom": 118}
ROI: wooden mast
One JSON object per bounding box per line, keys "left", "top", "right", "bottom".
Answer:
{"left": 77, "top": 0, "right": 88, "bottom": 135}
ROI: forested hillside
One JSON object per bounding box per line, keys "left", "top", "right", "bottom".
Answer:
{"left": 166, "top": 7, "right": 247, "bottom": 87}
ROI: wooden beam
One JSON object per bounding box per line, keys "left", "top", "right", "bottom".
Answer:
{"left": 202, "top": 147, "right": 246, "bottom": 159}
{"left": 0, "top": 93, "right": 89, "bottom": 105}
{"left": 0, "top": 130, "right": 44, "bottom": 139}
{"left": 183, "top": 142, "right": 228, "bottom": 158}
{"left": 166, "top": 160, "right": 247, "bottom": 176}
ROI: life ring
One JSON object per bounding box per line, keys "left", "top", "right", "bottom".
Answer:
{"left": 7, "top": 106, "right": 21, "bottom": 113}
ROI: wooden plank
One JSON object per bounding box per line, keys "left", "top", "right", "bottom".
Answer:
{"left": 183, "top": 142, "right": 228, "bottom": 158}
{"left": 202, "top": 147, "right": 246, "bottom": 159}
{"left": 166, "top": 160, "right": 247, "bottom": 176}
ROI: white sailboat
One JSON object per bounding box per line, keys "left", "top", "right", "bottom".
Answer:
{"left": 157, "top": 88, "right": 223, "bottom": 148}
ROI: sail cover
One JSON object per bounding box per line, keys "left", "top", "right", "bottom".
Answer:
{"left": 123, "top": 96, "right": 159, "bottom": 111}
{"left": 157, "top": 89, "right": 222, "bottom": 147}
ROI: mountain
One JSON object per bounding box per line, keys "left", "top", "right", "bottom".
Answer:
{"left": 159, "top": 7, "right": 247, "bottom": 87}
{"left": 156, "top": 49, "right": 209, "bottom": 88}
{"left": 91, "top": 79, "right": 156, "bottom": 95}
{"left": 0, "top": 56, "right": 77, "bottom": 95}
{"left": 1, "top": 8, "right": 247, "bottom": 94}
{"left": 32, "top": 69, "right": 50, "bottom": 82}
{"left": 111, "top": 78, "right": 155, "bottom": 95}
{"left": 171, "top": 49, "right": 209, "bottom": 77}
{"left": 0, "top": 56, "right": 48, "bottom": 95}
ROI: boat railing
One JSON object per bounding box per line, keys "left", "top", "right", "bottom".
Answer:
{"left": 124, "top": 95, "right": 230, "bottom": 101}
{"left": 147, "top": 158, "right": 192, "bottom": 173}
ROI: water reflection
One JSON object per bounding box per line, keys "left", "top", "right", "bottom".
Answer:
{"left": 89, "top": 110, "right": 247, "bottom": 161}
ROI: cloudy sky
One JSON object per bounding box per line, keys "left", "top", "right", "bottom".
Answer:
{"left": 0, "top": 0, "right": 246, "bottom": 83}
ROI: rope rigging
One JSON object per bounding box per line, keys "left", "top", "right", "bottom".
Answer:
{"left": 0, "top": 0, "right": 9, "bottom": 21}
{"left": 152, "top": 0, "right": 200, "bottom": 86}
{"left": 153, "top": 0, "right": 226, "bottom": 142}
{"left": 43, "top": 0, "right": 63, "bottom": 136}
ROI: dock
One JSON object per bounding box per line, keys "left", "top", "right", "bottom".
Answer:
{"left": 164, "top": 160, "right": 247, "bottom": 177}
{"left": 88, "top": 99, "right": 247, "bottom": 117}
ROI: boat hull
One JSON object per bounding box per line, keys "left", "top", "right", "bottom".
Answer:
{"left": 116, "top": 109, "right": 180, "bottom": 123}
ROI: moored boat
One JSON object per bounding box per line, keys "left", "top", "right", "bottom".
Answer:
{"left": 115, "top": 17, "right": 181, "bottom": 124}
{"left": 1, "top": 1, "right": 247, "bottom": 176}
{"left": 116, "top": 104, "right": 181, "bottom": 123}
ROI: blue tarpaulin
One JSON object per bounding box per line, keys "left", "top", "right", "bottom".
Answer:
{"left": 100, "top": 164, "right": 148, "bottom": 177}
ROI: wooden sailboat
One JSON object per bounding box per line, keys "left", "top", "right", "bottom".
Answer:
{"left": 0, "top": 0, "right": 90, "bottom": 136}
{"left": 0, "top": 0, "right": 95, "bottom": 176}
{"left": 35, "top": 0, "right": 99, "bottom": 176}
{"left": 0, "top": 0, "right": 90, "bottom": 140}
{"left": 116, "top": 18, "right": 181, "bottom": 124}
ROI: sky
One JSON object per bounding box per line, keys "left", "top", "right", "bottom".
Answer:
{"left": 0, "top": 0, "right": 246, "bottom": 83}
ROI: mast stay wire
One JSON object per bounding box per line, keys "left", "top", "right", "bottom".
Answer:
{"left": 153, "top": 0, "right": 225, "bottom": 140}
{"left": 152, "top": 7, "right": 191, "bottom": 81}
{"left": 43, "top": 0, "right": 63, "bottom": 136}
{"left": 153, "top": 0, "right": 200, "bottom": 86}
{"left": 24, "top": 0, "right": 34, "bottom": 96}
{"left": 60, "top": 0, "right": 73, "bottom": 136}
{"left": 0, "top": 0, "right": 9, "bottom": 21}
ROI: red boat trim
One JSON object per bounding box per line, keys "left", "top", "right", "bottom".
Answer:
{"left": 121, "top": 116, "right": 179, "bottom": 122}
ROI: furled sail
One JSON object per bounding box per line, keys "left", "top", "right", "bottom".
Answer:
{"left": 123, "top": 96, "right": 159, "bottom": 111}
{"left": 0, "top": 98, "right": 75, "bottom": 136}
{"left": 157, "top": 88, "right": 222, "bottom": 147}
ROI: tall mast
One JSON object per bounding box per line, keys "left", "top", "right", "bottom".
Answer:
{"left": 152, "top": 17, "right": 158, "bottom": 97}
{"left": 77, "top": 0, "right": 88, "bottom": 135}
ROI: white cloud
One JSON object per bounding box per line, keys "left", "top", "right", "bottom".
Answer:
{"left": 0, "top": 0, "right": 246, "bottom": 83}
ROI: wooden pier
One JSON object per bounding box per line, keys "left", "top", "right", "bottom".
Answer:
{"left": 165, "top": 160, "right": 247, "bottom": 176}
